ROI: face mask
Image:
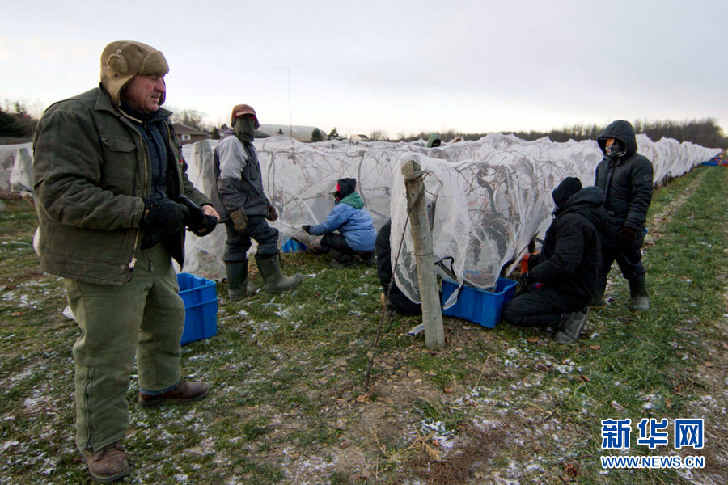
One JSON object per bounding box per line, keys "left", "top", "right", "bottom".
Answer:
{"left": 234, "top": 117, "right": 256, "bottom": 142}
{"left": 606, "top": 141, "right": 625, "bottom": 158}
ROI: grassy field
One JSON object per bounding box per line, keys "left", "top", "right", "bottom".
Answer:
{"left": 1, "top": 166, "right": 727, "bottom": 484}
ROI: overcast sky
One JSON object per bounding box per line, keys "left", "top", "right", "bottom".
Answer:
{"left": 2, "top": 0, "right": 726, "bottom": 139}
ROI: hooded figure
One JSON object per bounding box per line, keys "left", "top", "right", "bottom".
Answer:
{"left": 593, "top": 120, "right": 654, "bottom": 311}
{"left": 303, "top": 178, "right": 378, "bottom": 267}
{"left": 502, "top": 177, "right": 608, "bottom": 343}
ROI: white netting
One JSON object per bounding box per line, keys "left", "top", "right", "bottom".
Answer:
{"left": 181, "top": 134, "right": 720, "bottom": 298}
{"left": 9, "top": 135, "right": 720, "bottom": 296}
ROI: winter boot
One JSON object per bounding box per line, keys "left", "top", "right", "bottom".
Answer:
{"left": 256, "top": 254, "right": 303, "bottom": 293}
{"left": 226, "top": 262, "right": 256, "bottom": 300}
{"left": 629, "top": 276, "right": 650, "bottom": 311}
{"left": 329, "top": 249, "right": 356, "bottom": 269}
{"left": 359, "top": 251, "right": 376, "bottom": 267}
{"left": 82, "top": 441, "right": 130, "bottom": 483}
{"left": 555, "top": 308, "right": 589, "bottom": 344}
{"left": 380, "top": 292, "right": 397, "bottom": 318}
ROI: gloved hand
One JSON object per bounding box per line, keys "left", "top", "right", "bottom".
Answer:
{"left": 177, "top": 195, "right": 218, "bottom": 236}
{"left": 301, "top": 225, "right": 311, "bottom": 234}
{"left": 517, "top": 272, "right": 532, "bottom": 292}
{"left": 618, "top": 227, "right": 639, "bottom": 244}
{"left": 230, "top": 209, "right": 248, "bottom": 232}
{"left": 266, "top": 204, "right": 278, "bottom": 221}
{"left": 142, "top": 198, "right": 187, "bottom": 233}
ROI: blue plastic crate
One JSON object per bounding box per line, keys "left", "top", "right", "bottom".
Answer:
{"left": 177, "top": 272, "right": 218, "bottom": 345}
{"left": 441, "top": 277, "right": 517, "bottom": 328}
{"left": 281, "top": 238, "right": 308, "bottom": 253}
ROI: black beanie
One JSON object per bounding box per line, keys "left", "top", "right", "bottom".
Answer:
{"left": 334, "top": 178, "right": 357, "bottom": 199}
{"left": 552, "top": 177, "right": 582, "bottom": 207}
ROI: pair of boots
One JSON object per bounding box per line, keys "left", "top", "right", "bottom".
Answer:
{"left": 589, "top": 276, "right": 649, "bottom": 312}
{"left": 328, "top": 249, "right": 375, "bottom": 269}
{"left": 328, "top": 248, "right": 356, "bottom": 269}
{"left": 226, "top": 254, "right": 303, "bottom": 300}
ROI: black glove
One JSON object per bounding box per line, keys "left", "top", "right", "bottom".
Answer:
{"left": 517, "top": 272, "right": 532, "bottom": 292}
{"left": 618, "top": 227, "right": 639, "bottom": 244}
{"left": 142, "top": 198, "right": 187, "bottom": 233}
{"left": 177, "top": 195, "right": 218, "bottom": 236}
{"left": 302, "top": 225, "right": 311, "bottom": 234}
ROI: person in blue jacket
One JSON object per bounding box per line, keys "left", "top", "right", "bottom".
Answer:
{"left": 303, "top": 178, "right": 377, "bottom": 268}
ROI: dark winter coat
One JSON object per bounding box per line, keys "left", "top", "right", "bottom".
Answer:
{"left": 375, "top": 220, "right": 421, "bottom": 315}
{"left": 212, "top": 134, "right": 270, "bottom": 222}
{"left": 528, "top": 187, "right": 608, "bottom": 307}
{"left": 32, "top": 86, "right": 211, "bottom": 285}
{"left": 595, "top": 120, "right": 654, "bottom": 247}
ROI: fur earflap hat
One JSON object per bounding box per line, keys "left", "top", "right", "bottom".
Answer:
{"left": 230, "top": 104, "right": 260, "bottom": 128}
{"left": 100, "top": 40, "right": 169, "bottom": 106}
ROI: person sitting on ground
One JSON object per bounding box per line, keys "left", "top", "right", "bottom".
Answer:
{"left": 302, "top": 178, "right": 377, "bottom": 268}
{"left": 375, "top": 219, "right": 422, "bottom": 315}
{"left": 501, "top": 177, "right": 608, "bottom": 343}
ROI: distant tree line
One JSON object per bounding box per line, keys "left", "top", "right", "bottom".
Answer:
{"left": 2, "top": 99, "right": 726, "bottom": 150}
{"left": 0, "top": 102, "right": 37, "bottom": 138}
{"left": 397, "top": 119, "right": 727, "bottom": 149}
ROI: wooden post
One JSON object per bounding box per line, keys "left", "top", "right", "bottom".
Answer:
{"left": 402, "top": 160, "right": 445, "bottom": 349}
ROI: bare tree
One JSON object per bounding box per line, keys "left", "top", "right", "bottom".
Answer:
{"left": 369, "top": 129, "right": 388, "bottom": 141}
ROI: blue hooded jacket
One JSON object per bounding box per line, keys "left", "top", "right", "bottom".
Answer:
{"left": 309, "top": 190, "right": 377, "bottom": 252}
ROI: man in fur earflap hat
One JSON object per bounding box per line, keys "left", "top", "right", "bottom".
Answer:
{"left": 32, "top": 40, "right": 219, "bottom": 482}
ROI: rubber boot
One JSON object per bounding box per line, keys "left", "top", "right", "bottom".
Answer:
{"left": 359, "top": 251, "right": 376, "bottom": 267}
{"left": 555, "top": 308, "right": 589, "bottom": 344}
{"left": 226, "top": 262, "right": 256, "bottom": 300}
{"left": 256, "top": 254, "right": 303, "bottom": 293}
{"left": 629, "top": 276, "right": 650, "bottom": 311}
{"left": 589, "top": 273, "right": 608, "bottom": 309}
{"left": 329, "top": 248, "right": 356, "bottom": 269}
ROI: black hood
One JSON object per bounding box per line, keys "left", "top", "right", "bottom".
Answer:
{"left": 556, "top": 186, "right": 608, "bottom": 235}
{"left": 597, "top": 120, "right": 638, "bottom": 157}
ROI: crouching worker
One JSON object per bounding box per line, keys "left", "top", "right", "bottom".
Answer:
{"left": 375, "top": 219, "right": 422, "bottom": 315}
{"left": 502, "top": 177, "right": 608, "bottom": 343}
{"left": 302, "top": 178, "right": 377, "bottom": 268}
{"left": 32, "top": 40, "right": 219, "bottom": 482}
{"left": 212, "top": 103, "right": 302, "bottom": 299}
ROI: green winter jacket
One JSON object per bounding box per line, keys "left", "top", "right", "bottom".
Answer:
{"left": 32, "top": 86, "right": 211, "bottom": 285}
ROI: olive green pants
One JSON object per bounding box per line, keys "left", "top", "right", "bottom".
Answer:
{"left": 64, "top": 244, "right": 184, "bottom": 451}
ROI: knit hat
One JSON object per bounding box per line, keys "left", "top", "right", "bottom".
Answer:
{"left": 332, "top": 178, "right": 357, "bottom": 201}
{"left": 230, "top": 104, "right": 260, "bottom": 128}
{"left": 100, "top": 40, "right": 169, "bottom": 106}
{"left": 552, "top": 177, "right": 582, "bottom": 207}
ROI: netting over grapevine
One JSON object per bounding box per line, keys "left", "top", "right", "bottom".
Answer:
{"left": 10, "top": 134, "right": 720, "bottom": 304}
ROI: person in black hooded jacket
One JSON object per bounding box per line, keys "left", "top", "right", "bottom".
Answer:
{"left": 502, "top": 177, "right": 608, "bottom": 343}
{"left": 593, "top": 120, "right": 654, "bottom": 311}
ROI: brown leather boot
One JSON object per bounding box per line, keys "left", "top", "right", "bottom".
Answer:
{"left": 138, "top": 380, "right": 209, "bottom": 407}
{"left": 82, "top": 441, "right": 129, "bottom": 483}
